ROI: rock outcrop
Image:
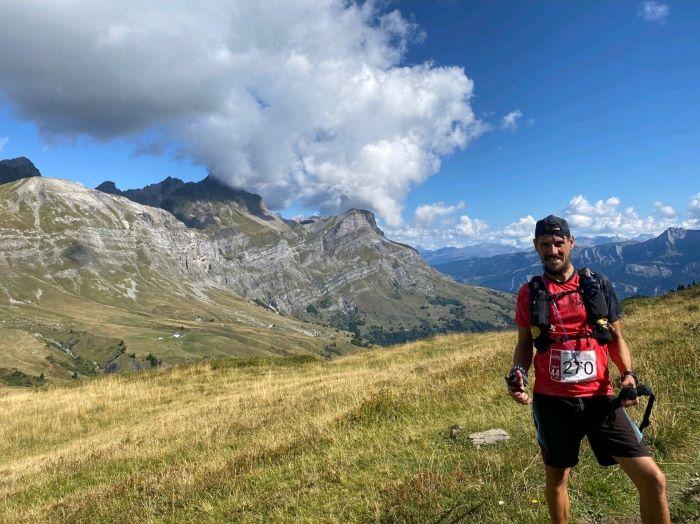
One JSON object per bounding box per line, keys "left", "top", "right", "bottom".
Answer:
{"left": 0, "top": 157, "right": 41, "bottom": 184}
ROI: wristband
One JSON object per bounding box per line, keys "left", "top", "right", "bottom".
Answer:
{"left": 505, "top": 364, "right": 528, "bottom": 391}
{"left": 620, "top": 370, "right": 638, "bottom": 386}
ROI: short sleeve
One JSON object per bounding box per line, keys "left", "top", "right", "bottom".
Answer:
{"left": 602, "top": 277, "right": 623, "bottom": 322}
{"left": 515, "top": 284, "right": 531, "bottom": 328}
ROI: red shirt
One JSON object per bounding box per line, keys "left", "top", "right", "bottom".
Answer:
{"left": 515, "top": 272, "right": 613, "bottom": 397}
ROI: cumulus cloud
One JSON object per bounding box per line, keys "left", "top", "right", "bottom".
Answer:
{"left": 688, "top": 193, "right": 700, "bottom": 216}
{"left": 384, "top": 224, "right": 457, "bottom": 250}
{"left": 386, "top": 204, "right": 490, "bottom": 249}
{"left": 638, "top": 1, "right": 670, "bottom": 23}
{"left": 0, "top": 1, "right": 486, "bottom": 227}
{"left": 564, "top": 195, "right": 674, "bottom": 237}
{"left": 500, "top": 110, "right": 523, "bottom": 132}
{"left": 414, "top": 201, "right": 465, "bottom": 225}
{"left": 501, "top": 215, "right": 537, "bottom": 247}
{"left": 455, "top": 215, "right": 489, "bottom": 237}
{"left": 0, "top": 137, "right": 8, "bottom": 152}
{"left": 387, "top": 193, "right": 700, "bottom": 251}
{"left": 653, "top": 201, "right": 677, "bottom": 219}
{"left": 684, "top": 192, "right": 700, "bottom": 228}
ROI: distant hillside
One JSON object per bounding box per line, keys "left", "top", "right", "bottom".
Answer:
{"left": 1, "top": 285, "right": 697, "bottom": 521}
{"left": 419, "top": 243, "right": 519, "bottom": 265}
{"left": 434, "top": 228, "right": 700, "bottom": 297}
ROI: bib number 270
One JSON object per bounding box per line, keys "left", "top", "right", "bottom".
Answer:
{"left": 549, "top": 349, "right": 597, "bottom": 383}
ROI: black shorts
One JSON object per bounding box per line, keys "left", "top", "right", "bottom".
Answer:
{"left": 532, "top": 393, "right": 651, "bottom": 468}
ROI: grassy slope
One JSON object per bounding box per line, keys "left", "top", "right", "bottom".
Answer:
{"left": 0, "top": 277, "right": 352, "bottom": 384}
{"left": 0, "top": 288, "right": 698, "bottom": 522}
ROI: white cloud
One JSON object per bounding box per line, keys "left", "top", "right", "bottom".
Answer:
{"left": 500, "top": 110, "right": 523, "bottom": 132}
{"left": 0, "top": 1, "right": 486, "bottom": 227}
{"left": 638, "top": 1, "right": 670, "bottom": 23}
{"left": 388, "top": 193, "right": 699, "bottom": 250}
{"left": 455, "top": 215, "right": 489, "bottom": 237}
{"left": 414, "top": 201, "right": 465, "bottom": 225}
{"left": 653, "top": 201, "right": 677, "bottom": 219}
{"left": 688, "top": 193, "right": 700, "bottom": 217}
{"left": 385, "top": 224, "right": 459, "bottom": 250}
{"left": 501, "top": 215, "right": 537, "bottom": 247}
{"left": 385, "top": 205, "right": 489, "bottom": 249}
{"left": 388, "top": 213, "right": 535, "bottom": 250}
{"left": 564, "top": 195, "right": 674, "bottom": 237}
{"left": 684, "top": 192, "right": 700, "bottom": 228}
{"left": 0, "top": 137, "right": 9, "bottom": 152}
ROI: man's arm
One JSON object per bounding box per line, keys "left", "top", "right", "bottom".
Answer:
{"left": 508, "top": 325, "right": 534, "bottom": 405}
{"left": 608, "top": 320, "right": 639, "bottom": 406}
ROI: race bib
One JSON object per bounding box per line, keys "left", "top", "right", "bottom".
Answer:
{"left": 549, "top": 348, "right": 597, "bottom": 383}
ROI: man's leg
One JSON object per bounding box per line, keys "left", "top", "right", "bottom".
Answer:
{"left": 544, "top": 465, "right": 570, "bottom": 524}
{"left": 614, "top": 456, "right": 670, "bottom": 524}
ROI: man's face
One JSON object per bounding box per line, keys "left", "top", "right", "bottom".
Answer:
{"left": 533, "top": 234, "right": 575, "bottom": 276}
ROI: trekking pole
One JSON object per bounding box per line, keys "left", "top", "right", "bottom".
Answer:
{"left": 613, "top": 384, "right": 656, "bottom": 432}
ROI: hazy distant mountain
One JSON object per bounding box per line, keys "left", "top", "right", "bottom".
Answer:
{"left": 418, "top": 243, "right": 520, "bottom": 265}
{"left": 418, "top": 235, "right": 657, "bottom": 266}
{"left": 434, "top": 228, "right": 700, "bottom": 298}
{"left": 574, "top": 234, "right": 654, "bottom": 248}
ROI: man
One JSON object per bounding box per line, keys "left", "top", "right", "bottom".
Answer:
{"left": 506, "top": 215, "right": 670, "bottom": 524}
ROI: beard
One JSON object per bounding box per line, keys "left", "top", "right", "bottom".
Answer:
{"left": 542, "top": 254, "right": 571, "bottom": 277}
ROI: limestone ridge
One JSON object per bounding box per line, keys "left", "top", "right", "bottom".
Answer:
{"left": 0, "top": 165, "right": 514, "bottom": 346}
{"left": 0, "top": 157, "right": 41, "bottom": 184}
{"left": 97, "top": 176, "right": 276, "bottom": 228}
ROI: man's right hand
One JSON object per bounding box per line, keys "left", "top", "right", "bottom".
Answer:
{"left": 508, "top": 370, "right": 531, "bottom": 405}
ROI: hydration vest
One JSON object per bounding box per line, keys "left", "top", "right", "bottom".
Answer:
{"left": 529, "top": 268, "right": 613, "bottom": 352}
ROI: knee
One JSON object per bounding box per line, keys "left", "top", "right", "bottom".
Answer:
{"left": 545, "top": 468, "right": 569, "bottom": 490}
{"left": 640, "top": 468, "right": 666, "bottom": 496}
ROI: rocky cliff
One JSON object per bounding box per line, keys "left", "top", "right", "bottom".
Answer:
{"left": 0, "top": 168, "right": 513, "bottom": 354}
{"left": 0, "top": 157, "right": 41, "bottom": 184}
{"left": 94, "top": 175, "right": 514, "bottom": 343}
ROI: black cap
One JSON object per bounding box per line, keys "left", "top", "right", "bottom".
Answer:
{"left": 535, "top": 215, "right": 570, "bottom": 238}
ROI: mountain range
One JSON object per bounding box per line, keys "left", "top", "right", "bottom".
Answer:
{"left": 418, "top": 234, "right": 656, "bottom": 265}
{"left": 432, "top": 228, "right": 700, "bottom": 297}
{"left": 0, "top": 157, "right": 513, "bottom": 383}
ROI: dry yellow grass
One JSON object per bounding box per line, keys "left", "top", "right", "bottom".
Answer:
{"left": 0, "top": 289, "right": 698, "bottom": 523}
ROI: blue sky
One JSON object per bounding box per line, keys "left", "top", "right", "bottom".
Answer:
{"left": 0, "top": 1, "right": 698, "bottom": 248}
{"left": 398, "top": 1, "right": 699, "bottom": 237}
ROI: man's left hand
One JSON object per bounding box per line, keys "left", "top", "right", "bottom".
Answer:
{"left": 620, "top": 375, "right": 639, "bottom": 407}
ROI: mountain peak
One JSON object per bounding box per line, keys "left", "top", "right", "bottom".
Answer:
{"left": 96, "top": 176, "right": 186, "bottom": 208}
{"left": 334, "top": 208, "right": 384, "bottom": 237}
{"left": 96, "top": 174, "right": 277, "bottom": 227}
{"left": 95, "top": 181, "right": 119, "bottom": 194}
{"left": 662, "top": 227, "right": 687, "bottom": 242}
{"left": 0, "top": 156, "right": 42, "bottom": 184}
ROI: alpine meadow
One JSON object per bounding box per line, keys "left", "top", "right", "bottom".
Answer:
{"left": 1, "top": 286, "right": 698, "bottom": 522}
